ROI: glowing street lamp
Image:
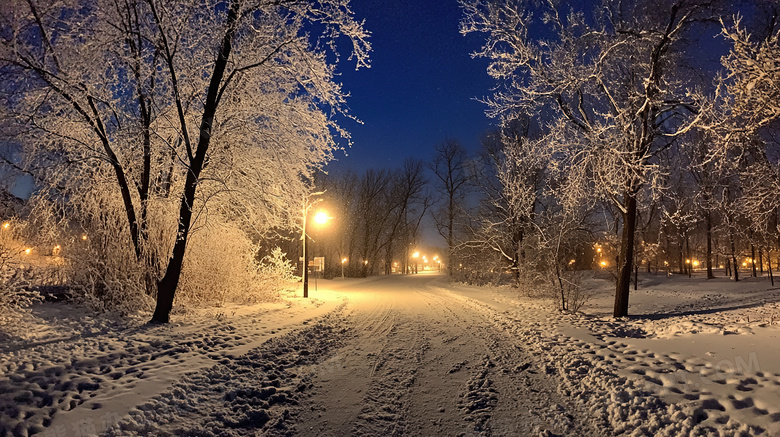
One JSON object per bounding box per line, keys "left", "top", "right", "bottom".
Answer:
{"left": 301, "top": 191, "right": 328, "bottom": 299}
{"left": 314, "top": 211, "right": 329, "bottom": 225}
{"left": 341, "top": 257, "right": 348, "bottom": 278}
{"left": 412, "top": 251, "right": 420, "bottom": 274}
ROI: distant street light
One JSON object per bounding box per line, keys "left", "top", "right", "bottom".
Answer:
{"left": 341, "top": 257, "right": 347, "bottom": 278}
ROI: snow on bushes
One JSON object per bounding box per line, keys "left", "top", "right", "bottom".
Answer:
{"left": 0, "top": 220, "right": 42, "bottom": 338}
{"left": 22, "top": 175, "right": 291, "bottom": 314}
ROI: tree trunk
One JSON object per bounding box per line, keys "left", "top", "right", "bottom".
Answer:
{"left": 513, "top": 227, "right": 523, "bottom": 285}
{"left": 686, "top": 233, "right": 691, "bottom": 278}
{"left": 614, "top": 193, "right": 637, "bottom": 318}
{"left": 730, "top": 231, "right": 739, "bottom": 282}
{"left": 677, "top": 233, "right": 684, "bottom": 275}
{"left": 705, "top": 210, "right": 714, "bottom": 279}
{"left": 751, "top": 244, "right": 757, "bottom": 277}
{"left": 448, "top": 192, "right": 454, "bottom": 277}
{"left": 151, "top": 0, "right": 240, "bottom": 323}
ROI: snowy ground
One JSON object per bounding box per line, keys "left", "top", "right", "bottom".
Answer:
{"left": 1, "top": 269, "right": 779, "bottom": 436}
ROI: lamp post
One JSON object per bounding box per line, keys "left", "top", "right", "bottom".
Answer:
{"left": 412, "top": 251, "right": 419, "bottom": 274}
{"left": 341, "top": 257, "right": 347, "bottom": 278}
{"left": 302, "top": 192, "right": 329, "bottom": 298}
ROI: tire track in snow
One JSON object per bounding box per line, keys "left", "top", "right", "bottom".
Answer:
{"left": 420, "top": 287, "right": 594, "bottom": 436}
{"left": 296, "top": 277, "right": 595, "bottom": 437}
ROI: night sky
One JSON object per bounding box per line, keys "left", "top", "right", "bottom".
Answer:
{"left": 329, "top": 0, "right": 497, "bottom": 173}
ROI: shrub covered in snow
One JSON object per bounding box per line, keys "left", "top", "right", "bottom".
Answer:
{"left": 0, "top": 221, "right": 41, "bottom": 337}
{"left": 175, "top": 223, "right": 286, "bottom": 307}
{"left": 254, "top": 247, "right": 299, "bottom": 300}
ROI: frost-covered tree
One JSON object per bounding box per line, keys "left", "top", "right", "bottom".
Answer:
{"left": 468, "top": 121, "right": 548, "bottom": 282}
{"left": 0, "top": 0, "right": 370, "bottom": 322}
{"left": 716, "top": 10, "right": 780, "bottom": 236}
{"left": 719, "top": 12, "right": 780, "bottom": 135}
{"left": 460, "top": 0, "right": 712, "bottom": 317}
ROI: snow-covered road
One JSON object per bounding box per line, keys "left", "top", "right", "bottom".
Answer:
{"left": 294, "top": 272, "right": 592, "bottom": 436}
{"left": 4, "top": 271, "right": 779, "bottom": 436}
{"left": 101, "top": 272, "right": 592, "bottom": 436}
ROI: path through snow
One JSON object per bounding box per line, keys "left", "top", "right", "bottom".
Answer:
{"left": 2, "top": 271, "right": 780, "bottom": 436}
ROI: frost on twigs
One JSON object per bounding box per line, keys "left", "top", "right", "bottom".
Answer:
{"left": 461, "top": 0, "right": 714, "bottom": 316}
{"left": 0, "top": 0, "right": 371, "bottom": 316}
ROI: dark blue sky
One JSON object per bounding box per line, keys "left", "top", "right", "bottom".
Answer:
{"left": 329, "top": 0, "right": 497, "bottom": 173}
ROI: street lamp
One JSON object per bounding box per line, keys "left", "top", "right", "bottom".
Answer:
{"left": 341, "top": 257, "right": 347, "bottom": 278}
{"left": 412, "top": 251, "right": 419, "bottom": 274}
{"left": 301, "top": 191, "right": 329, "bottom": 298}
{"left": 314, "top": 211, "right": 329, "bottom": 225}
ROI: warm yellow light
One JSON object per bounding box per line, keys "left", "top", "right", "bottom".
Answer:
{"left": 686, "top": 259, "right": 690, "bottom": 264}
{"left": 341, "top": 257, "right": 347, "bottom": 264}
{"left": 569, "top": 259, "right": 576, "bottom": 265}
{"left": 81, "top": 234, "right": 88, "bottom": 240}
{"left": 433, "top": 256, "right": 438, "bottom": 261}
{"left": 24, "top": 248, "right": 31, "bottom": 255}
{"left": 313, "top": 211, "right": 329, "bottom": 225}
{"left": 664, "top": 260, "right": 668, "bottom": 266}
{"left": 600, "top": 261, "right": 607, "bottom": 267}
{"left": 742, "top": 262, "right": 747, "bottom": 267}
{"left": 2, "top": 222, "right": 8, "bottom": 229}
{"left": 692, "top": 261, "right": 699, "bottom": 267}
{"left": 412, "top": 251, "right": 419, "bottom": 258}
{"left": 364, "top": 260, "right": 368, "bottom": 265}
{"left": 597, "top": 248, "right": 602, "bottom": 253}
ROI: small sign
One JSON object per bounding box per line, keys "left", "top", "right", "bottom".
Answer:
{"left": 309, "top": 257, "right": 325, "bottom": 271}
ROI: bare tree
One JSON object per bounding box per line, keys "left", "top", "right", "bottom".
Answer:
{"left": 381, "top": 159, "right": 429, "bottom": 275}
{"left": 430, "top": 138, "right": 473, "bottom": 276}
